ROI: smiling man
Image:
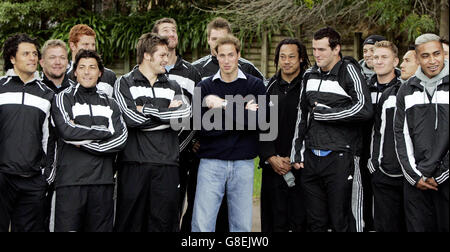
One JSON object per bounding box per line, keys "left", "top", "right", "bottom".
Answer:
{"left": 259, "top": 38, "right": 310, "bottom": 232}
{"left": 51, "top": 50, "right": 127, "bottom": 232}
{"left": 359, "top": 35, "right": 387, "bottom": 82}
{"left": 66, "top": 24, "right": 117, "bottom": 98}
{"left": 152, "top": 18, "right": 202, "bottom": 230}
{"left": 0, "top": 34, "right": 54, "bottom": 232}
{"left": 367, "top": 41, "right": 405, "bottom": 232}
{"left": 39, "top": 39, "right": 74, "bottom": 232}
{"left": 40, "top": 39, "right": 72, "bottom": 91}
{"left": 394, "top": 33, "right": 449, "bottom": 232}
{"left": 114, "top": 33, "right": 191, "bottom": 232}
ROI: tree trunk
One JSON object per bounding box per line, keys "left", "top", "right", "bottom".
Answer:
{"left": 260, "top": 30, "right": 268, "bottom": 78}
{"left": 439, "top": 0, "right": 449, "bottom": 39}
{"left": 353, "top": 32, "right": 362, "bottom": 61}
{"left": 79, "top": 0, "right": 93, "bottom": 11}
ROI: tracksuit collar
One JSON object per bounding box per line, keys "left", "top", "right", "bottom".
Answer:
{"left": 6, "top": 69, "right": 41, "bottom": 84}
{"left": 132, "top": 66, "right": 169, "bottom": 84}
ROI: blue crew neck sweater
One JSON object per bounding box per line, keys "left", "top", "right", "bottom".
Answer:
{"left": 196, "top": 72, "right": 266, "bottom": 160}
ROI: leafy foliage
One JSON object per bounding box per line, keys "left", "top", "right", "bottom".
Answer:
{"left": 50, "top": 11, "right": 111, "bottom": 61}
{"left": 400, "top": 14, "right": 436, "bottom": 41}
{"left": 0, "top": 2, "right": 216, "bottom": 65}
{"left": 0, "top": 0, "right": 77, "bottom": 46}
{"left": 0, "top": 0, "right": 443, "bottom": 65}
{"left": 366, "top": 0, "right": 437, "bottom": 41}
{"left": 49, "top": 9, "right": 215, "bottom": 64}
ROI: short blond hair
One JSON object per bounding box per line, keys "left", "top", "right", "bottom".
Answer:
{"left": 152, "top": 17, "right": 177, "bottom": 33}
{"left": 374, "top": 40, "right": 398, "bottom": 57}
{"left": 214, "top": 35, "right": 241, "bottom": 54}
{"left": 41, "top": 39, "right": 68, "bottom": 58}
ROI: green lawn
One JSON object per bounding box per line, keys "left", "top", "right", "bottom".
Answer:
{"left": 253, "top": 157, "right": 262, "bottom": 199}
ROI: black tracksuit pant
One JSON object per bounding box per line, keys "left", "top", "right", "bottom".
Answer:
{"left": 43, "top": 183, "right": 54, "bottom": 232}
{"left": 180, "top": 153, "right": 200, "bottom": 232}
{"left": 371, "top": 171, "right": 406, "bottom": 232}
{"left": 301, "top": 150, "right": 356, "bottom": 232}
{"left": 55, "top": 184, "right": 114, "bottom": 232}
{"left": 0, "top": 172, "right": 47, "bottom": 232}
{"left": 114, "top": 163, "right": 180, "bottom": 232}
{"left": 404, "top": 179, "right": 449, "bottom": 232}
{"left": 359, "top": 156, "right": 374, "bottom": 231}
{"left": 260, "top": 167, "right": 306, "bottom": 232}
{"left": 360, "top": 123, "right": 374, "bottom": 232}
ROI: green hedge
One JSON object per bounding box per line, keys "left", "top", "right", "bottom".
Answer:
{"left": 50, "top": 9, "right": 216, "bottom": 64}
{"left": 0, "top": 9, "right": 217, "bottom": 65}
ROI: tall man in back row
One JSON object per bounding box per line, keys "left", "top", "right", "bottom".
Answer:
{"left": 291, "top": 27, "right": 373, "bottom": 232}
{"left": 359, "top": 35, "right": 387, "bottom": 82}
{"left": 193, "top": 17, "right": 265, "bottom": 82}
{"left": 152, "top": 17, "right": 202, "bottom": 228}
{"left": 67, "top": 24, "right": 117, "bottom": 98}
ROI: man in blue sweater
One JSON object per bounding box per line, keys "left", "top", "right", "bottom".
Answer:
{"left": 191, "top": 35, "right": 266, "bottom": 232}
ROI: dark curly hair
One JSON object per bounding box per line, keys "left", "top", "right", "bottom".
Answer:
{"left": 73, "top": 49, "right": 104, "bottom": 75}
{"left": 2, "top": 33, "right": 40, "bottom": 72}
{"left": 274, "top": 38, "right": 310, "bottom": 75}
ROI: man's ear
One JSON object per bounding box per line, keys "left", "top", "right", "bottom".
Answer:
{"left": 334, "top": 45, "right": 341, "bottom": 56}
{"left": 394, "top": 57, "right": 399, "bottom": 68}
{"left": 69, "top": 42, "right": 76, "bottom": 52}
{"left": 144, "top": 52, "right": 152, "bottom": 62}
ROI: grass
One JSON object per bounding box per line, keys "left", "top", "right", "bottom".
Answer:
{"left": 253, "top": 157, "right": 262, "bottom": 199}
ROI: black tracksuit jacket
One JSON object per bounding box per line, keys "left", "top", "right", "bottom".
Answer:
{"left": 360, "top": 70, "right": 401, "bottom": 163}
{"left": 368, "top": 76, "right": 403, "bottom": 177}
{"left": 394, "top": 75, "right": 449, "bottom": 185}
{"left": 114, "top": 68, "right": 191, "bottom": 166}
{"left": 259, "top": 73, "right": 301, "bottom": 166}
{"left": 167, "top": 56, "right": 201, "bottom": 152}
{"left": 67, "top": 61, "right": 117, "bottom": 98}
{"left": 51, "top": 84, "right": 127, "bottom": 187}
{"left": 192, "top": 54, "right": 265, "bottom": 81}
{"left": 0, "top": 70, "right": 54, "bottom": 179}
{"left": 41, "top": 73, "right": 75, "bottom": 183}
{"left": 290, "top": 58, "right": 373, "bottom": 163}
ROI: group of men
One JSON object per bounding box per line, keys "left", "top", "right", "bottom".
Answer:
{"left": 0, "top": 15, "right": 448, "bottom": 232}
